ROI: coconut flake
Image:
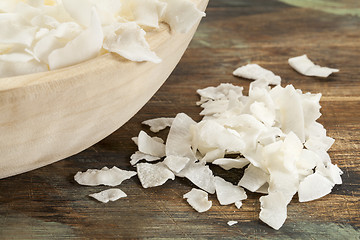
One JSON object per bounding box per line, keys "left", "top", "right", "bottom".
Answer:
{"left": 131, "top": 0, "right": 167, "bottom": 28}
{"left": 74, "top": 166, "right": 137, "bottom": 187}
{"left": 137, "top": 162, "right": 175, "bottom": 188}
{"left": 212, "top": 157, "right": 249, "bottom": 170}
{"left": 162, "top": 0, "right": 205, "bottom": 33}
{"left": 227, "top": 220, "right": 238, "bottom": 226}
{"left": 163, "top": 155, "right": 190, "bottom": 173}
{"left": 89, "top": 188, "right": 127, "bottom": 203}
{"left": 103, "top": 22, "right": 161, "bottom": 63}
{"left": 233, "top": 64, "right": 281, "bottom": 86}
{"left": 235, "top": 201, "right": 242, "bottom": 209}
{"left": 183, "top": 188, "right": 212, "bottom": 213}
{"left": 288, "top": 54, "right": 339, "bottom": 77}
{"left": 298, "top": 171, "right": 334, "bottom": 202}
{"left": 130, "top": 151, "right": 160, "bottom": 165}
{"left": 48, "top": 7, "right": 103, "bottom": 69}
{"left": 137, "top": 130, "right": 166, "bottom": 157}
{"left": 142, "top": 117, "right": 174, "bottom": 133}
{"left": 238, "top": 164, "right": 269, "bottom": 192}
{"left": 259, "top": 192, "right": 288, "bottom": 230}
{"left": 166, "top": 113, "right": 197, "bottom": 161}
{"left": 178, "top": 162, "right": 215, "bottom": 194}
{"left": 214, "top": 176, "right": 247, "bottom": 205}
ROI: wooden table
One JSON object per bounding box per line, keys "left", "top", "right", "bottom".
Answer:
{"left": 1, "top": 0, "right": 359, "bottom": 238}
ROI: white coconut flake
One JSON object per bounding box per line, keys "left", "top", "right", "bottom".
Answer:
{"left": 74, "top": 166, "right": 137, "bottom": 187}
{"left": 89, "top": 188, "right": 127, "bottom": 203}
{"left": 214, "top": 176, "right": 247, "bottom": 205}
{"left": 130, "top": 151, "right": 160, "bottom": 166}
{"left": 131, "top": 0, "right": 167, "bottom": 28}
{"left": 298, "top": 171, "right": 334, "bottom": 202}
{"left": 183, "top": 188, "right": 212, "bottom": 213}
{"left": 166, "top": 113, "right": 197, "bottom": 161}
{"left": 233, "top": 64, "right": 281, "bottom": 85}
{"left": 142, "top": 117, "right": 174, "bottom": 133}
{"left": 163, "top": 155, "right": 190, "bottom": 173}
{"left": 137, "top": 162, "right": 175, "bottom": 188}
{"left": 162, "top": 0, "right": 206, "bottom": 33}
{"left": 103, "top": 22, "right": 161, "bottom": 63}
{"left": 235, "top": 201, "right": 242, "bottom": 209}
{"left": 137, "top": 130, "right": 166, "bottom": 157}
{"left": 238, "top": 164, "right": 269, "bottom": 192}
{"left": 288, "top": 54, "right": 339, "bottom": 77}
{"left": 227, "top": 220, "right": 238, "bottom": 226}
{"left": 259, "top": 192, "right": 288, "bottom": 230}
{"left": 48, "top": 7, "right": 103, "bottom": 69}
{"left": 201, "top": 148, "right": 225, "bottom": 163}
{"left": 178, "top": 162, "right": 215, "bottom": 194}
{"left": 212, "top": 157, "right": 249, "bottom": 170}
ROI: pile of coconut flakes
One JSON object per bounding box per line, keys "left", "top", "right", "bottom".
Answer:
{"left": 74, "top": 60, "right": 342, "bottom": 230}
{"left": 0, "top": 0, "right": 205, "bottom": 78}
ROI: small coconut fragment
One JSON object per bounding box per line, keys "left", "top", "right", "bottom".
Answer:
{"left": 214, "top": 176, "right": 247, "bottom": 205}
{"left": 142, "top": 117, "right": 174, "bottom": 133}
{"left": 74, "top": 166, "right": 137, "bottom": 187}
{"left": 137, "top": 162, "right": 175, "bottom": 188}
{"left": 259, "top": 192, "right": 288, "bottom": 230}
{"left": 183, "top": 188, "right": 212, "bottom": 213}
{"left": 137, "top": 131, "right": 166, "bottom": 157}
{"left": 235, "top": 201, "right": 242, "bottom": 209}
{"left": 212, "top": 158, "right": 249, "bottom": 170}
{"left": 196, "top": 83, "right": 244, "bottom": 102}
{"left": 163, "top": 155, "right": 190, "bottom": 173}
{"left": 89, "top": 188, "right": 127, "bottom": 203}
{"left": 298, "top": 172, "right": 334, "bottom": 202}
{"left": 130, "top": 151, "right": 160, "bottom": 166}
{"left": 227, "top": 221, "right": 238, "bottom": 226}
{"left": 288, "top": 54, "right": 339, "bottom": 77}
{"left": 233, "top": 64, "right": 281, "bottom": 85}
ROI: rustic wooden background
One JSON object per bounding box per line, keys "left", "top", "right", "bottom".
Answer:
{"left": 1, "top": 0, "right": 359, "bottom": 239}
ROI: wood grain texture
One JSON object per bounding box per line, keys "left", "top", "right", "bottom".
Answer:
{"left": 0, "top": 0, "right": 359, "bottom": 239}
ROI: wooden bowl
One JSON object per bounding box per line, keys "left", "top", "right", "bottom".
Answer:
{"left": 0, "top": 0, "right": 208, "bottom": 179}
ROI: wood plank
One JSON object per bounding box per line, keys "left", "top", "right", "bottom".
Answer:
{"left": 0, "top": 0, "right": 359, "bottom": 239}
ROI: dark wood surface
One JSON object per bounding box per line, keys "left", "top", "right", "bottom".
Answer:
{"left": 1, "top": 0, "right": 359, "bottom": 239}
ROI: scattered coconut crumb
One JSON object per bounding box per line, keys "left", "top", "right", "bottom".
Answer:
{"left": 227, "top": 221, "right": 238, "bottom": 226}
{"left": 288, "top": 54, "right": 339, "bottom": 77}
{"left": 74, "top": 166, "right": 136, "bottom": 187}
{"left": 137, "top": 162, "right": 175, "bottom": 188}
{"left": 183, "top": 188, "right": 212, "bottom": 213}
{"left": 235, "top": 201, "right": 242, "bottom": 209}
{"left": 89, "top": 188, "right": 127, "bottom": 203}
